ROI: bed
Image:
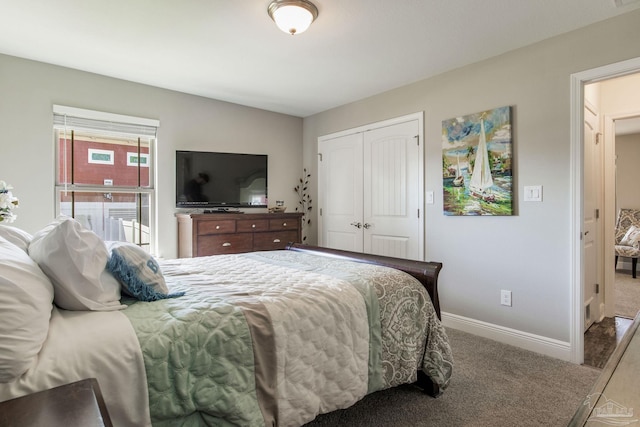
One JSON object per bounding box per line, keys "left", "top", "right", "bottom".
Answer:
{"left": 0, "top": 218, "right": 453, "bottom": 427}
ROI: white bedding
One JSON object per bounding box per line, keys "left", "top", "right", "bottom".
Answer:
{"left": 0, "top": 248, "right": 452, "bottom": 427}
{"left": 0, "top": 306, "right": 151, "bottom": 426}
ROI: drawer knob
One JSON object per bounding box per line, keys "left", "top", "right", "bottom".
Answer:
{"left": 283, "top": 222, "right": 287, "bottom": 227}
{"left": 252, "top": 224, "right": 256, "bottom": 228}
{"left": 222, "top": 242, "right": 231, "bottom": 247}
{"left": 273, "top": 239, "right": 281, "bottom": 243}
{"left": 216, "top": 225, "right": 221, "bottom": 230}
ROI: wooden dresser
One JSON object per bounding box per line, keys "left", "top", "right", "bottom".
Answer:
{"left": 177, "top": 212, "right": 303, "bottom": 258}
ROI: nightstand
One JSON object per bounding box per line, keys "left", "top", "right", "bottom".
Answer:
{"left": 0, "top": 378, "right": 112, "bottom": 427}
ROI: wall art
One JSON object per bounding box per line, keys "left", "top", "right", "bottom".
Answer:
{"left": 442, "top": 106, "right": 513, "bottom": 216}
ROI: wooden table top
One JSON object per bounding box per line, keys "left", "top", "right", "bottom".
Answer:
{"left": 0, "top": 378, "right": 112, "bottom": 427}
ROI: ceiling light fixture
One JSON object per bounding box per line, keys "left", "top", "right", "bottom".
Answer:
{"left": 268, "top": 0, "right": 318, "bottom": 35}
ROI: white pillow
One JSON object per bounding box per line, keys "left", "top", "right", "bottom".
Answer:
{"left": 621, "top": 225, "right": 640, "bottom": 247}
{"left": 0, "top": 224, "right": 33, "bottom": 252}
{"left": 0, "top": 236, "right": 54, "bottom": 382}
{"left": 28, "top": 217, "right": 125, "bottom": 311}
{"left": 105, "top": 241, "right": 169, "bottom": 296}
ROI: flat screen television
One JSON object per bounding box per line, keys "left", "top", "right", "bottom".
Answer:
{"left": 176, "top": 150, "right": 268, "bottom": 209}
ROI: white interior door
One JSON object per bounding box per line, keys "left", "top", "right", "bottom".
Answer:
{"left": 583, "top": 100, "right": 602, "bottom": 331}
{"left": 363, "top": 120, "right": 423, "bottom": 260}
{"left": 318, "top": 132, "right": 364, "bottom": 252}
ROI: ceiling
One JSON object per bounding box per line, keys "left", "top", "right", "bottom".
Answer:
{"left": 1, "top": 1, "right": 639, "bottom": 118}
{"left": 616, "top": 117, "right": 640, "bottom": 135}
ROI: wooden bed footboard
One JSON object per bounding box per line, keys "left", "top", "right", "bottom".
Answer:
{"left": 285, "top": 243, "right": 444, "bottom": 397}
{"left": 285, "top": 243, "right": 443, "bottom": 319}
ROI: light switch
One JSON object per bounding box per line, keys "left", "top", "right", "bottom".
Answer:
{"left": 523, "top": 185, "right": 542, "bottom": 202}
{"left": 426, "top": 191, "right": 434, "bottom": 204}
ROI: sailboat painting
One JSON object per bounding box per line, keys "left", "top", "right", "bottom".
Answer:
{"left": 442, "top": 106, "right": 513, "bottom": 216}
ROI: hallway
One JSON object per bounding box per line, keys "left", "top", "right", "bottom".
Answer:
{"left": 584, "top": 269, "right": 640, "bottom": 368}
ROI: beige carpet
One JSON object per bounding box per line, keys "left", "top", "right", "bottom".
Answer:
{"left": 615, "top": 270, "right": 640, "bottom": 319}
{"left": 304, "top": 328, "right": 599, "bottom": 427}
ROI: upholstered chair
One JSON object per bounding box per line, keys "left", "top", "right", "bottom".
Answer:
{"left": 614, "top": 208, "right": 640, "bottom": 279}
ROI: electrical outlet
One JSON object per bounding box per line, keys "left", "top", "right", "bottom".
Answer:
{"left": 501, "top": 290, "right": 512, "bottom": 307}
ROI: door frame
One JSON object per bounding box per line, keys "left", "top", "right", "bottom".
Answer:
{"left": 570, "top": 56, "right": 640, "bottom": 364}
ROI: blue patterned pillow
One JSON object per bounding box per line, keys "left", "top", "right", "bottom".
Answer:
{"left": 105, "top": 242, "right": 184, "bottom": 301}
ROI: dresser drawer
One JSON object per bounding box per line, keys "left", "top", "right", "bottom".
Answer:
{"left": 197, "top": 220, "right": 236, "bottom": 235}
{"left": 197, "top": 233, "right": 253, "bottom": 255}
{"left": 236, "top": 219, "right": 269, "bottom": 232}
{"left": 269, "top": 217, "right": 300, "bottom": 231}
{"left": 253, "top": 230, "right": 298, "bottom": 251}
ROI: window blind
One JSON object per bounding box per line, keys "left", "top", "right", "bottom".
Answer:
{"left": 53, "top": 113, "right": 158, "bottom": 138}
{"left": 53, "top": 105, "right": 159, "bottom": 138}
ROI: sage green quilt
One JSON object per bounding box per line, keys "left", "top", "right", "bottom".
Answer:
{"left": 122, "top": 251, "right": 452, "bottom": 427}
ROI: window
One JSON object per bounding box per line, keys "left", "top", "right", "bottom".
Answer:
{"left": 53, "top": 106, "right": 159, "bottom": 252}
{"left": 126, "top": 152, "right": 149, "bottom": 167}
{"left": 88, "top": 148, "right": 114, "bottom": 165}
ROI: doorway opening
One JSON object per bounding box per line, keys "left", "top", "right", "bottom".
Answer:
{"left": 571, "top": 58, "right": 640, "bottom": 365}
{"left": 584, "top": 111, "right": 640, "bottom": 368}
{"left": 610, "top": 114, "right": 640, "bottom": 317}
{"left": 584, "top": 112, "right": 640, "bottom": 368}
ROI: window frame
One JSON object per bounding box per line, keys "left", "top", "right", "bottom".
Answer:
{"left": 53, "top": 105, "right": 159, "bottom": 253}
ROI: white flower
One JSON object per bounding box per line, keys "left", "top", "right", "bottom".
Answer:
{"left": 0, "top": 191, "right": 14, "bottom": 209}
{"left": 0, "top": 181, "right": 19, "bottom": 224}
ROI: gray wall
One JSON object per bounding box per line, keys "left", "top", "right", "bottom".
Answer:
{"left": 0, "top": 54, "right": 303, "bottom": 258}
{"left": 303, "top": 10, "right": 640, "bottom": 343}
{"left": 616, "top": 133, "right": 640, "bottom": 211}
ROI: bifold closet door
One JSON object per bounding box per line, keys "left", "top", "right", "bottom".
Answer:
{"left": 318, "top": 132, "right": 364, "bottom": 252}
{"left": 363, "top": 120, "right": 422, "bottom": 260}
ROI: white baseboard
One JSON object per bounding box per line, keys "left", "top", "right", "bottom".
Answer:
{"left": 441, "top": 312, "right": 572, "bottom": 362}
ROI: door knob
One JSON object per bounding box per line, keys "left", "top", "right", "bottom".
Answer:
{"left": 363, "top": 223, "right": 372, "bottom": 229}
{"left": 350, "top": 222, "right": 362, "bottom": 229}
